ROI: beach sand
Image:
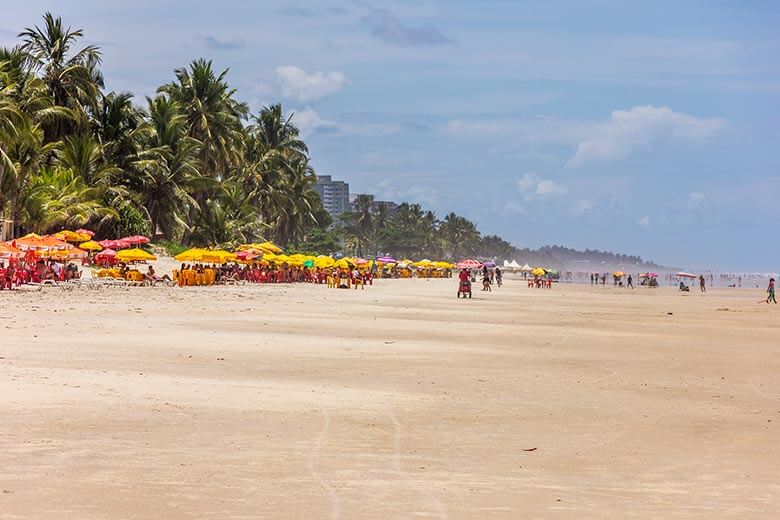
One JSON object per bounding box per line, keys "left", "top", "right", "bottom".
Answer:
{"left": 1, "top": 279, "right": 778, "bottom": 518}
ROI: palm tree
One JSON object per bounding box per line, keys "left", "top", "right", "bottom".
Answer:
{"left": 438, "top": 212, "right": 480, "bottom": 259}
{"left": 93, "top": 91, "right": 149, "bottom": 170}
{"left": 342, "top": 195, "right": 375, "bottom": 257}
{"left": 159, "top": 59, "right": 248, "bottom": 178}
{"left": 23, "top": 167, "right": 117, "bottom": 233}
{"left": 18, "top": 12, "right": 102, "bottom": 139}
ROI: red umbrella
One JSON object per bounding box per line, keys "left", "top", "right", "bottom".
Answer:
{"left": 122, "top": 235, "right": 150, "bottom": 245}
{"left": 235, "top": 251, "right": 256, "bottom": 260}
{"left": 95, "top": 248, "right": 117, "bottom": 258}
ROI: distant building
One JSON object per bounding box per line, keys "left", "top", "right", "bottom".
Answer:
{"left": 349, "top": 194, "right": 399, "bottom": 217}
{"left": 313, "top": 175, "right": 351, "bottom": 218}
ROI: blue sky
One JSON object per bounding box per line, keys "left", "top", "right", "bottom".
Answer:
{"left": 2, "top": 1, "right": 778, "bottom": 270}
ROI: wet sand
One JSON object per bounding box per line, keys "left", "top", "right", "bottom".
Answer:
{"left": 1, "top": 279, "right": 778, "bottom": 518}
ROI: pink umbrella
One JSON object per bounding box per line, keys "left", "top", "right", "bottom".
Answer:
{"left": 75, "top": 228, "right": 95, "bottom": 237}
{"left": 456, "top": 259, "right": 483, "bottom": 269}
{"left": 235, "top": 251, "right": 256, "bottom": 260}
{"left": 98, "top": 239, "right": 131, "bottom": 249}
{"left": 122, "top": 235, "right": 150, "bottom": 245}
{"left": 95, "top": 248, "right": 117, "bottom": 258}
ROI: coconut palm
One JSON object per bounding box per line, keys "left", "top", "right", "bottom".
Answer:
{"left": 159, "top": 59, "right": 248, "bottom": 178}
{"left": 18, "top": 12, "right": 102, "bottom": 138}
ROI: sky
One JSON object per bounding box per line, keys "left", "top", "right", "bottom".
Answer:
{"left": 2, "top": 1, "right": 778, "bottom": 271}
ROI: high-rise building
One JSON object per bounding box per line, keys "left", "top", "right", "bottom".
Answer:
{"left": 349, "top": 194, "right": 399, "bottom": 217}
{"left": 313, "top": 175, "right": 351, "bottom": 217}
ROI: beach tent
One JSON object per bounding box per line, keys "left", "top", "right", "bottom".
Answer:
{"left": 520, "top": 263, "right": 533, "bottom": 272}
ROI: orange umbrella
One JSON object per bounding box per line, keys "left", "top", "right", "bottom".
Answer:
{"left": 13, "top": 234, "right": 70, "bottom": 251}
{"left": 0, "top": 242, "right": 23, "bottom": 258}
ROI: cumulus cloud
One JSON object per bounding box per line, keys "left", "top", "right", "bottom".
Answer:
{"left": 569, "top": 105, "right": 724, "bottom": 166}
{"left": 362, "top": 9, "right": 453, "bottom": 47}
{"left": 288, "top": 106, "right": 337, "bottom": 137}
{"left": 276, "top": 66, "right": 346, "bottom": 102}
{"left": 518, "top": 173, "right": 567, "bottom": 198}
{"left": 572, "top": 199, "right": 595, "bottom": 217}
{"left": 197, "top": 35, "right": 245, "bottom": 50}
{"left": 638, "top": 216, "right": 651, "bottom": 228}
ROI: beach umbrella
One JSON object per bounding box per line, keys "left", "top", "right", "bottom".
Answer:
{"left": 314, "top": 256, "right": 335, "bottom": 268}
{"left": 75, "top": 228, "right": 95, "bottom": 237}
{"left": 98, "top": 239, "right": 131, "bottom": 249}
{"left": 116, "top": 248, "right": 157, "bottom": 262}
{"left": 483, "top": 261, "right": 496, "bottom": 268}
{"left": 95, "top": 248, "right": 117, "bottom": 258}
{"left": 676, "top": 272, "right": 696, "bottom": 279}
{"left": 257, "top": 241, "right": 283, "bottom": 254}
{"left": 0, "top": 242, "right": 23, "bottom": 258}
{"left": 304, "top": 259, "right": 315, "bottom": 268}
{"left": 532, "top": 267, "right": 546, "bottom": 277}
{"left": 201, "top": 250, "right": 237, "bottom": 264}
{"left": 53, "top": 230, "right": 92, "bottom": 242}
{"left": 376, "top": 256, "right": 396, "bottom": 263}
{"left": 456, "top": 259, "right": 482, "bottom": 269}
{"left": 79, "top": 240, "right": 103, "bottom": 251}
{"left": 13, "top": 233, "right": 70, "bottom": 251}
{"left": 175, "top": 248, "right": 207, "bottom": 262}
{"left": 613, "top": 271, "right": 624, "bottom": 277}
{"left": 121, "top": 235, "right": 150, "bottom": 245}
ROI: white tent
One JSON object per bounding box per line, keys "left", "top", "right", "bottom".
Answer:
{"left": 520, "top": 263, "right": 533, "bottom": 272}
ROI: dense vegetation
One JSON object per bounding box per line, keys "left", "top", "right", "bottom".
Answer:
{"left": 1, "top": 13, "right": 663, "bottom": 269}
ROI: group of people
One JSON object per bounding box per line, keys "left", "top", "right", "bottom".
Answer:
{"left": 0, "top": 258, "right": 81, "bottom": 288}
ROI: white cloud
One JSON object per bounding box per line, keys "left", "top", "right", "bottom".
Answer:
{"left": 572, "top": 199, "right": 594, "bottom": 217}
{"left": 687, "top": 191, "right": 705, "bottom": 208}
{"left": 517, "top": 173, "right": 567, "bottom": 198}
{"left": 638, "top": 216, "right": 651, "bottom": 228}
{"left": 275, "top": 65, "right": 346, "bottom": 102}
{"left": 569, "top": 105, "right": 724, "bottom": 166}
{"left": 288, "top": 106, "right": 337, "bottom": 137}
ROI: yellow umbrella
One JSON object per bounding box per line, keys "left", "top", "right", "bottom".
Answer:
{"left": 532, "top": 267, "right": 546, "bottom": 277}
{"left": 201, "top": 250, "right": 237, "bottom": 264}
{"left": 335, "top": 258, "right": 351, "bottom": 269}
{"left": 175, "top": 248, "right": 207, "bottom": 262}
{"left": 53, "top": 230, "right": 91, "bottom": 242}
{"left": 314, "top": 256, "right": 335, "bottom": 268}
{"left": 117, "top": 248, "right": 157, "bottom": 262}
{"left": 79, "top": 240, "right": 103, "bottom": 251}
{"left": 258, "top": 241, "right": 283, "bottom": 254}
{"left": 613, "top": 271, "right": 625, "bottom": 277}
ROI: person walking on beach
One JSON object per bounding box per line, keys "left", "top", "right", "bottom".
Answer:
{"left": 699, "top": 275, "right": 706, "bottom": 292}
{"left": 590, "top": 273, "right": 594, "bottom": 285}
{"left": 495, "top": 267, "right": 502, "bottom": 287}
{"left": 627, "top": 274, "right": 633, "bottom": 289}
{"left": 767, "top": 278, "right": 777, "bottom": 304}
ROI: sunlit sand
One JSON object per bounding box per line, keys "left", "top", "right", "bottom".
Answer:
{"left": 1, "top": 279, "right": 778, "bottom": 518}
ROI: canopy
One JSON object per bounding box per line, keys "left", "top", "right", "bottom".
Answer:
{"left": 676, "top": 272, "right": 697, "bottom": 279}
{"left": 376, "top": 256, "right": 396, "bottom": 263}
{"left": 483, "top": 260, "right": 496, "bottom": 268}
{"left": 456, "top": 259, "right": 482, "bottom": 269}
{"left": 116, "top": 248, "right": 156, "bottom": 262}
{"left": 237, "top": 241, "right": 283, "bottom": 254}
{"left": 0, "top": 242, "right": 23, "bottom": 258}
{"left": 41, "top": 247, "right": 87, "bottom": 260}
{"left": 613, "top": 271, "right": 625, "bottom": 277}
{"left": 314, "top": 256, "right": 335, "bottom": 268}
{"left": 201, "top": 250, "right": 236, "bottom": 264}
{"left": 175, "top": 248, "right": 207, "bottom": 262}
{"left": 95, "top": 248, "right": 117, "bottom": 259}
{"left": 639, "top": 272, "right": 658, "bottom": 278}
{"left": 531, "top": 267, "right": 546, "bottom": 277}
{"left": 520, "top": 263, "right": 533, "bottom": 272}
{"left": 75, "top": 228, "right": 95, "bottom": 237}
{"left": 79, "top": 240, "right": 103, "bottom": 251}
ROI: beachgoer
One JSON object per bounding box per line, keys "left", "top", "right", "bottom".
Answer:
{"left": 495, "top": 267, "right": 502, "bottom": 287}
{"left": 699, "top": 275, "right": 706, "bottom": 292}
{"left": 627, "top": 274, "right": 633, "bottom": 289}
{"left": 767, "top": 278, "right": 777, "bottom": 304}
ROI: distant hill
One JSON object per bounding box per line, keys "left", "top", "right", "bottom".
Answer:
{"left": 478, "top": 238, "right": 674, "bottom": 271}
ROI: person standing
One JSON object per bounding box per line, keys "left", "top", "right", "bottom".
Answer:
{"left": 699, "top": 275, "right": 706, "bottom": 292}
{"left": 590, "top": 273, "right": 594, "bottom": 285}
{"left": 627, "top": 274, "right": 633, "bottom": 289}
{"left": 767, "top": 278, "right": 777, "bottom": 304}
{"left": 495, "top": 267, "right": 502, "bottom": 287}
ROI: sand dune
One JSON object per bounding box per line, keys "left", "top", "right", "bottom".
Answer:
{"left": 1, "top": 279, "right": 778, "bottom": 518}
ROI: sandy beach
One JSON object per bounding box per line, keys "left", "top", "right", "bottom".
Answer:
{"left": 1, "top": 279, "right": 778, "bottom": 519}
